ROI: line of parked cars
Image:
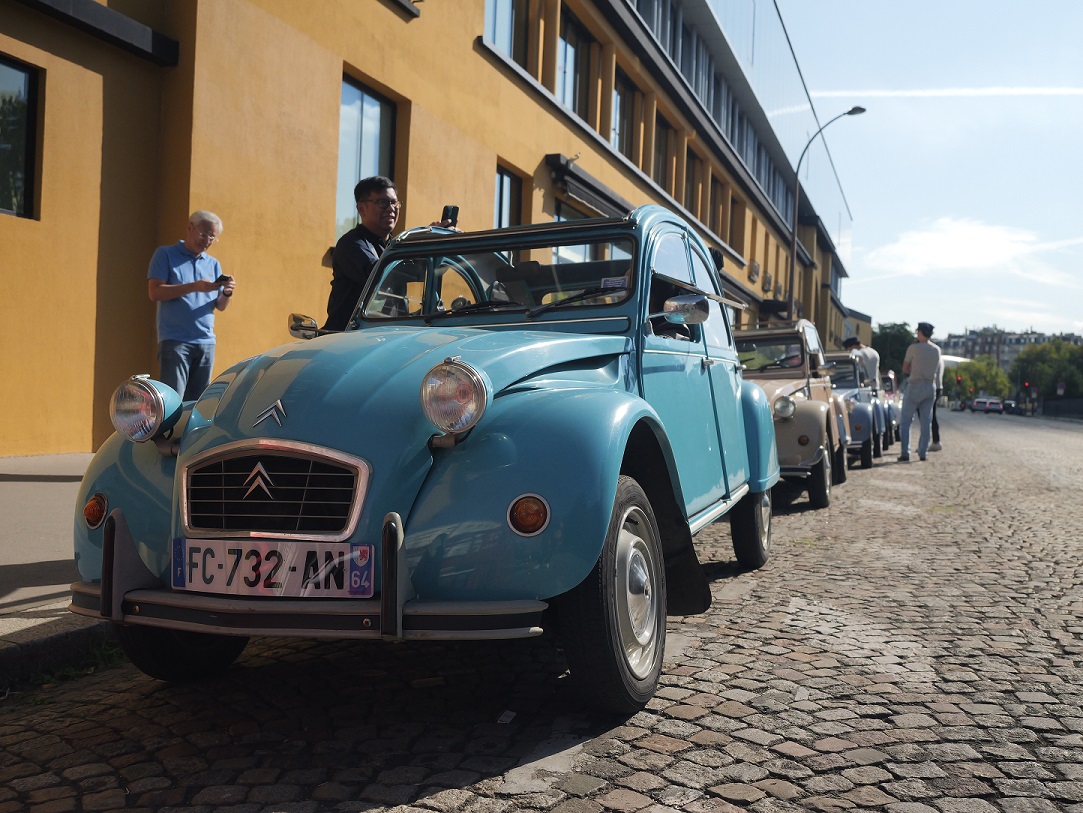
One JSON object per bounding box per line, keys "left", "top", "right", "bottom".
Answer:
{"left": 734, "top": 320, "right": 899, "bottom": 507}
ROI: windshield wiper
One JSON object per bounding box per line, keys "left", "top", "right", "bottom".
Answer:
{"left": 423, "top": 300, "right": 524, "bottom": 324}
{"left": 526, "top": 285, "right": 629, "bottom": 319}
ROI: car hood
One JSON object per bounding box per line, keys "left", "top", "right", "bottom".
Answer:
{"left": 183, "top": 325, "right": 632, "bottom": 457}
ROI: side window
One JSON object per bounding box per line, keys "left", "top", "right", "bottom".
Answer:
{"left": 494, "top": 165, "right": 523, "bottom": 228}
{"left": 689, "top": 247, "right": 733, "bottom": 350}
{"left": 0, "top": 55, "right": 39, "bottom": 218}
{"left": 485, "top": 0, "right": 530, "bottom": 69}
{"left": 803, "top": 325, "right": 826, "bottom": 368}
{"left": 648, "top": 233, "right": 693, "bottom": 340}
{"left": 337, "top": 79, "right": 395, "bottom": 241}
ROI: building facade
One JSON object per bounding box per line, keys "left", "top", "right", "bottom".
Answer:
{"left": 2, "top": 0, "right": 859, "bottom": 454}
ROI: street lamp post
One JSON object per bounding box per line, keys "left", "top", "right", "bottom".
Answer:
{"left": 787, "top": 105, "right": 865, "bottom": 321}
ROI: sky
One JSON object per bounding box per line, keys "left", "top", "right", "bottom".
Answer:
{"left": 773, "top": 0, "right": 1083, "bottom": 340}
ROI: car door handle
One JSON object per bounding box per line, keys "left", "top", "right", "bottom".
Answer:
{"left": 701, "top": 357, "right": 717, "bottom": 369}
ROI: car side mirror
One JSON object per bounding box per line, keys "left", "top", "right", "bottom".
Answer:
{"left": 288, "top": 313, "right": 321, "bottom": 340}
{"left": 661, "top": 295, "right": 710, "bottom": 325}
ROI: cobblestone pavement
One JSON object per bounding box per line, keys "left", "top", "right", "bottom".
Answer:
{"left": 2, "top": 412, "right": 1081, "bottom": 813}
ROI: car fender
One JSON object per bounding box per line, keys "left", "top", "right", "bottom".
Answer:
{"left": 73, "top": 410, "right": 192, "bottom": 583}
{"left": 847, "top": 402, "right": 875, "bottom": 444}
{"left": 775, "top": 400, "right": 830, "bottom": 468}
{"left": 404, "top": 387, "right": 665, "bottom": 602}
{"left": 739, "top": 380, "right": 780, "bottom": 492}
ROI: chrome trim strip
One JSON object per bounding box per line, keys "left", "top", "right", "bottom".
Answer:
{"left": 181, "top": 438, "right": 371, "bottom": 542}
{"left": 688, "top": 483, "right": 750, "bottom": 535}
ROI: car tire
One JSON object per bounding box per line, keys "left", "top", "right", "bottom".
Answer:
{"left": 555, "top": 475, "right": 666, "bottom": 714}
{"left": 808, "top": 452, "right": 831, "bottom": 509}
{"left": 115, "top": 625, "right": 249, "bottom": 682}
{"left": 730, "top": 488, "right": 772, "bottom": 570}
{"left": 832, "top": 443, "right": 848, "bottom": 485}
{"left": 873, "top": 428, "right": 883, "bottom": 458}
{"left": 860, "top": 438, "right": 873, "bottom": 468}
{"left": 882, "top": 428, "right": 893, "bottom": 450}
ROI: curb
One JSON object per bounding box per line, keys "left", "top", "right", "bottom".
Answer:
{"left": 0, "top": 600, "right": 116, "bottom": 688}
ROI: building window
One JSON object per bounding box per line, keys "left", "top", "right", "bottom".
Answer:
{"left": 0, "top": 56, "right": 37, "bottom": 218}
{"left": 494, "top": 165, "right": 522, "bottom": 228}
{"left": 653, "top": 114, "right": 673, "bottom": 191}
{"left": 684, "top": 149, "right": 700, "bottom": 214}
{"left": 611, "top": 67, "right": 636, "bottom": 160}
{"left": 710, "top": 177, "right": 724, "bottom": 237}
{"left": 337, "top": 78, "right": 395, "bottom": 240}
{"left": 485, "top": 0, "right": 529, "bottom": 69}
{"left": 557, "top": 6, "right": 593, "bottom": 121}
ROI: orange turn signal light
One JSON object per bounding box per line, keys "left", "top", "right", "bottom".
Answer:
{"left": 508, "top": 495, "right": 549, "bottom": 536}
{"left": 83, "top": 493, "right": 108, "bottom": 529}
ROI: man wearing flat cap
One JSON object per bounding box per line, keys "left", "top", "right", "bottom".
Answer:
{"left": 897, "top": 322, "right": 942, "bottom": 462}
{"left": 843, "top": 335, "right": 881, "bottom": 392}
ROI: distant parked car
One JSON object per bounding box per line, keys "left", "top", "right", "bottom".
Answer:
{"left": 824, "top": 352, "right": 882, "bottom": 469}
{"left": 1004, "top": 399, "right": 1019, "bottom": 414}
{"left": 983, "top": 397, "right": 1004, "bottom": 414}
{"left": 735, "top": 319, "right": 850, "bottom": 509}
{"left": 971, "top": 397, "right": 989, "bottom": 412}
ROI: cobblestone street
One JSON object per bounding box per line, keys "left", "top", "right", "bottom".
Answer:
{"left": 2, "top": 411, "right": 1081, "bottom": 813}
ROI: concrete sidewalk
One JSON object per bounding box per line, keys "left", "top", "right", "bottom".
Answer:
{"left": 0, "top": 454, "right": 114, "bottom": 686}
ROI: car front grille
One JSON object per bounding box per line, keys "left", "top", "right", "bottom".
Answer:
{"left": 186, "top": 451, "right": 360, "bottom": 537}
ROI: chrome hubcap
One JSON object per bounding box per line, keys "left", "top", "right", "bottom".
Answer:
{"left": 615, "top": 506, "right": 660, "bottom": 679}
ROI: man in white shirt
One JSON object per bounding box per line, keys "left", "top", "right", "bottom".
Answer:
{"left": 843, "top": 336, "right": 881, "bottom": 391}
{"left": 898, "top": 322, "right": 942, "bottom": 462}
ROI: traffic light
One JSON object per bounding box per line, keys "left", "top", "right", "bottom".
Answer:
{"left": 956, "top": 375, "right": 962, "bottom": 383}
{"left": 1024, "top": 381, "right": 1029, "bottom": 388}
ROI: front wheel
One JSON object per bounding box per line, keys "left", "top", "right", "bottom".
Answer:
{"left": 873, "top": 427, "right": 883, "bottom": 458}
{"left": 808, "top": 453, "right": 831, "bottom": 509}
{"left": 730, "top": 488, "right": 772, "bottom": 569}
{"left": 556, "top": 475, "right": 666, "bottom": 714}
{"left": 860, "top": 438, "right": 874, "bottom": 469}
{"left": 832, "top": 443, "right": 848, "bottom": 485}
{"left": 115, "top": 625, "right": 249, "bottom": 682}
{"left": 882, "top": 428, "right": 893, "bottom": 450}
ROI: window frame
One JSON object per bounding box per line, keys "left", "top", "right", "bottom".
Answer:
{"left": 336, "top": 77, "right": 396, "bottom": 240}
{"left": 0, "top": 54, "right": 39, "bottom": 219}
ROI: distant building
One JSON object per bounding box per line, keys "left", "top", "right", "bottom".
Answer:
{"left": 942, "top": 327, "right": 1083, "bottom": 372}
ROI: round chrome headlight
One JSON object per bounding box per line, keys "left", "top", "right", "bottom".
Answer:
{"left": 420, "top": 360, "right": 491, "bottom": 434}
{"left": 109, "top": 377, "right": 182, "bottom": 442}
{"left": 773, "top": 395, "right": 797, "bottom": 419}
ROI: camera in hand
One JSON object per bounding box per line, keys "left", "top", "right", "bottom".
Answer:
{"left": 441, "top": 205, "right": 459, "bottom": 227}
{"left": 215, "top": 274, "right": 230, "bottom": 284}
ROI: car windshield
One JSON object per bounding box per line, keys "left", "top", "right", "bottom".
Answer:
{"left": 735, "top": 338, "right": 804, "bottom": 372}
{"left": 358, "top": 236, "right": 634, "bottom": 324}
{"left": 827, "top": 363, "right": 859, "bottom": 389}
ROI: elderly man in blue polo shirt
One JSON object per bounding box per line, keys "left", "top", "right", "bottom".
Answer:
{"left": 147, "top": 210, "right": 236, "bottom": 400}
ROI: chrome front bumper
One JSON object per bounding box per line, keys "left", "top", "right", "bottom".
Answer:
{"left": 70, "top": 509, "right": 547, "bottom": 641}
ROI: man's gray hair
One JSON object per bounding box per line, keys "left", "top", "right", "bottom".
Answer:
{"left": 189, "top": 210, "right": 223, "bottom": 232}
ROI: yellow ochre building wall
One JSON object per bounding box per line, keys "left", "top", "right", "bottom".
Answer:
{"left": 2, "top": 0, "right": 808, "bottom": 455}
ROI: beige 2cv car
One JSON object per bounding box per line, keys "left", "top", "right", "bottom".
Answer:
{"left": 735, "top": 320, "right": 851, "bottom": 508}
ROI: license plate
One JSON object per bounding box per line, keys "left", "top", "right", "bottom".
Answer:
{"left": 172, "top": 539, "right": 374, "bottom": 598}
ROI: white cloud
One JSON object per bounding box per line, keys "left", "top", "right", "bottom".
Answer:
{"left": 854, "top": 218, "right": 1083, "bottom": 288}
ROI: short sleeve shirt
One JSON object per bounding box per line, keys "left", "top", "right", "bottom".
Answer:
{"left": 904, "top": 340, "right": 942, "bottom": 383}
{"left": 148, "top": 241, "right": 222, "bottom": 344}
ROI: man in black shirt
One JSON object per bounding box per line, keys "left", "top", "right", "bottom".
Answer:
{"left": 324, "top": 176, "right": 401, "bottom": 331}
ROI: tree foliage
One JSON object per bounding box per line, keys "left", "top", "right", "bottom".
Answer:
{"left": 1010, "top": 340, "right": 1083, "bottom": 400}
{"left": 871, "top": 322, "right": 913, "bottom": 379}
{"left": 949, "top": 355, "right": 1011, "bottom": 400}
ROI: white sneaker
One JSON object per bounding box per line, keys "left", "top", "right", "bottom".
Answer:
{"left": 929, "top": 442, "right": 942, "bottom": 452}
